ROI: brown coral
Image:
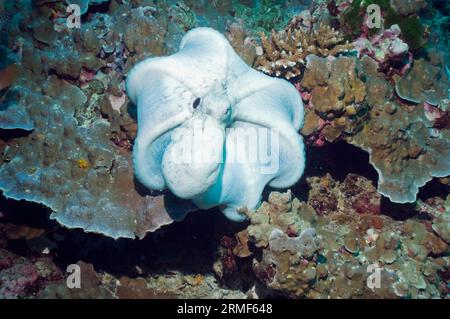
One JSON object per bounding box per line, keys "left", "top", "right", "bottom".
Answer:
{"left": 239, "top": 189, "right": 448, "bottom": 298}
{"left": 348, "top": 101, "right": 450, "bottom": 203}
{"left": 300, "top": 55, "right": 370, "bottom": 143}
{"left": 395, "top": 58, "right": 449, "bottom": 106}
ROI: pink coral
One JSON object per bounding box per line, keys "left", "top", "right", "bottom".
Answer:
{"left": 354, "top": 25, "right": 409, "bottom": 64}
{"left": 0, "top": 263, "right": 39, "bottom": 299}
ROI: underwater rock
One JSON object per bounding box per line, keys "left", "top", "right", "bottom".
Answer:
{"left": 127, "top": 27, "right": 305, "bottom": 222}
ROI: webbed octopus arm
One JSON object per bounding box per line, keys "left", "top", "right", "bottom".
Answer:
{"left": 229, "top": 69, "right": 305, "bottom": 188}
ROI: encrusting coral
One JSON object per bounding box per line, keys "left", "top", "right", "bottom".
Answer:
{"left": 255, "top": 22, "right": 354, "bottom": 80}
{"left": 395, "top": 57, "right": 449, "bottom": 106}
{"left": 348, "top": 97, "right": 450, "bottom": 203}
{"left": 0, "top": 0, "right": 190, "bottom": 239}
{"left": 300, "top": 55, "right": 367, "bottom": 143}
{"left": 228, "top": 187, "right": 449, "bottom": 298}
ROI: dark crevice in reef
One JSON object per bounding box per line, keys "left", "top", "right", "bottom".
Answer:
{"left": 417, "top": 178, "right": 449, "bottom": 201}
{"left": 81, "top": 1, "right": 112, "bottom": 22}
{"left": 0, "top": 128, "right": 32, "bottom": 141}
{"left": 59, "top": 209, "right": 248, "bottom": 278}
{"left": 305, "top": 141, "right": 379, "bottom": 182}
{"left": 289, "top": 141, "right": 379, "bottom": 203}
{"left": 0, "top": 192, "right": 52, "bottom": 228}
{"left": 0, "top": 191, "right": 248, "bottom": 282}
{"left": 289, "top": 141, "right": 448, "bottom": 221}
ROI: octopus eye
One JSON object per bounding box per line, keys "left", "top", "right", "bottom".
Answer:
{"left": 193, "top": 97, "right": 201, "bottom": 109}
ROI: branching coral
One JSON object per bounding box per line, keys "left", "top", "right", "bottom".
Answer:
{"left": 255, "top": 23, "right": 354, "bottom": 80}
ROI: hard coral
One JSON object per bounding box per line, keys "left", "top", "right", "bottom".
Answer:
{"left": 349, "top": 100, "right": 450, "bottom": 203}
{"left": 300, "top": 55, "right": 369, "bottom": 143}
{"left": 0, "top": 2, "right": 179, "bottom": 239}
{"left": 395, "top": 58, "right": 449, "bottom": 106}
{"left": 238, "top": 189, "right": 448, "bottom": 298}
{"left": 255, "top": 22, "right": 353, "bottom": 80}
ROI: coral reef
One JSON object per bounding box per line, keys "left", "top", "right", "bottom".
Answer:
{"left": 339, "top": 0, "right": 427, "bottom": 50}
{"left": 353, "top": 24, "right": 409, "bottom": 65}
{"left": 0, "top": 1, "right": 187, "bottom": 238}
{"left": 0, "top": 0, "right": 449, "bottom": 301}
{"left": 258, "top": 4, "right": 450, "bottom": 204}
{"left": 233, "top": 188, "right": 449, "bottom": 298}
{"left": 300, "top": 55, "right": 367, "bottom": 143}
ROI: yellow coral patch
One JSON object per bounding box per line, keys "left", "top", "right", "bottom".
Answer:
{"left": 77, "top": 158, "right": 89, "bottom": 169}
